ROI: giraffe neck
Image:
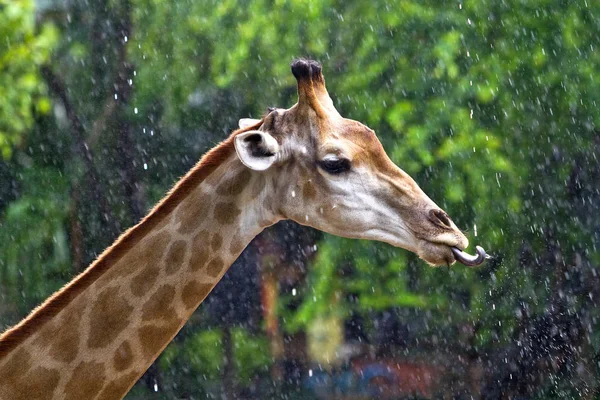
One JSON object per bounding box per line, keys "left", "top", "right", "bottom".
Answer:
{"left": 0, "top": 139, "right": 279, "bottom": 400}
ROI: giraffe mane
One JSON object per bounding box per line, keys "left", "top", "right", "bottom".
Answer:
{"left": 0, "top": 120, "right": 264, "bottom": 359}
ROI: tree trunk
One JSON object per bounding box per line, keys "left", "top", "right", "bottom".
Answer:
{"left": 222, "top": 326, "right": 235, "bottom": 400}
{"left": 69, "top": 183, "right": 84, "bottom": 273}
{"left": 261, "top": 268, "right": 285, "bottom": 384}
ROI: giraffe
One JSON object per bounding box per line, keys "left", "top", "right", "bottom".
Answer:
{"left": 0, "top": 59, "right": 486, "bottom": 399}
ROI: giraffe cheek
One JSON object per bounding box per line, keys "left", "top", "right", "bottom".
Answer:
{"left": 302, "top": 180, "right": 317, "bottom": 201}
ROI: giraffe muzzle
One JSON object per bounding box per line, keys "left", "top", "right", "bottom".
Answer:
{"left": 451, "top": 245, "right": 489, "bottom": 267}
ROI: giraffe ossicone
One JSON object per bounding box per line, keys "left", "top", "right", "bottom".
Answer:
{"left": 0, "top": 59, "right": 481, "bottom": 400}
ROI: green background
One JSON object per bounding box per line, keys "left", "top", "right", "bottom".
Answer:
{"left": 0, "top": 0, "right": 598, "bottom": 398}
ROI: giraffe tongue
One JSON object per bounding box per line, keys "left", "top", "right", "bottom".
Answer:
{"left": 451, "top": 246, "right": 489, "bottom": 267}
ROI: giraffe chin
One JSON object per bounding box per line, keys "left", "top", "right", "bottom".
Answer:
{"left": 416, "top": 240, "right": 458, "bottom": 267}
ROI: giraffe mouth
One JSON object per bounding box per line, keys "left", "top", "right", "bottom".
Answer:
{"left": 451, "top": 246, "right": 489, "bottom": 267}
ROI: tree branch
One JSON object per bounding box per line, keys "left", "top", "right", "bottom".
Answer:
{"left": 41, "top": 66, "right": 94, "bottom": 163}
{"left": 41, "top": 65, "right": 117, "bottom": 237}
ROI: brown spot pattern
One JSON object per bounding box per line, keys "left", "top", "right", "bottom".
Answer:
{"left": 113, "top": 340, "right": 134, "bottom": 372}
{"left": 177, "top": 195, "right": 210, "bottom": 234}
{"left": 303, "top": 180, "right": 317, "bottom": 200}
{"left": 165, "top": 240, "right": 187, "bottom": 275}
{"left": 96, "top": 371, "right": 140, "bottom": 400}
{"left": 251, "top": 174, "right": 265, "bottom": 197}
{"left": 142, "top": 284, "right": 177, "bottom": 322}
{"left": 130, "top": 264, "right": 160, "bottom": 297}
{"left": 88, "top": 287, "right": 134, "bottom": 349}
{"left": 64, "top": 361, "right": 106, "bottom": 400}
{"left": 189, "top": 231, "right": 209, "bottom": 271}
{"left": 213, "top": 202, "right": 241, "bottom": 224}
{"left": 189, "top": 248, "right": 209, "bottom": 272}
{"left": 48, "top": 312, "right": 82, "bottom": 363}
{"left": 181, "top": 281, "right": 213, "bottom": 309}
{"left": 0, "top": 344, "right": 60, "bottom": 399}
{"left": 43, "top": 297, "right": 86, "bottom": 363}
{"left": 205, "top": 257, "right": 225, "bottom": 278}
{"left": 0, "top": 348, "right": 32, "bottom": 385}
{"left": 145, "top": 233, "right": 172, "bottom": 261}
{"left": 211, "top": 233, "right": 223, "bottom": 251}
{"left": 229, "top": 234, "right": 245, "bottom": 255}
{"left": 114, "top": 233, "right": 171, "bottom": 279}
{"left": 204, "top": 167, "right": 226, "bottom": 187}
{"left": 0, "top": 136, "right": 238, "bottom": 362}
{"left": 31, "top": 319, "right": 58, "bottom": 348}
{"left": 2, "top": 366, "right": 60, "bottom": 400}
{"left": 138, "top": 324, "right": 178, "bottom": 361}
{"left": 263, "top": 195, "right": 274, "bottom": 206}
{"left": 216, "top": 169, "right": 251, "bottom": 196}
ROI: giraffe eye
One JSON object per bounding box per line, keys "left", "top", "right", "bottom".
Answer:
{"left": 318, "top": 156, "right": 351, "bottom": 174}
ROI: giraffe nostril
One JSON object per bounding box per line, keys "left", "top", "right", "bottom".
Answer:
{"left": 429, "top": 209, "right": 453, "bottom": 229}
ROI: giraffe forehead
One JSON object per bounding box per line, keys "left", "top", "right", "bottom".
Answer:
{"left": 274, "top": 112, "right": 378, "bottom": 154}
{"left": 318, "top": 127, "right": 383, "bottom": 160}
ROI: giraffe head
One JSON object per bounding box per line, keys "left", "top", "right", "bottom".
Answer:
{"left": 235, "top": 59, "right": 470, "bottom": 266}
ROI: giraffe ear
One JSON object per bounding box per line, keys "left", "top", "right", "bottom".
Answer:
{"left": 238, "top": 118, "right": 261, "bottom": 129}
{"left": 234, "top": 130, "right": 280, "bottom": 171}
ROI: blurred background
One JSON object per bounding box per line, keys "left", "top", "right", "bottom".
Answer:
{"left": 1, "top": 0, "right": 599, "bottom": 398}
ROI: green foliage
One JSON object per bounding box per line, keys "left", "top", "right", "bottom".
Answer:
{"left": 232, "top": 328, "right": 272, "bottom": 383}
{"left": 0, "top": 168, "right": 70, "bottom": 314}
{"left": 1, "top": 0, "right": 599, "bottom": 396}
{"left": 176, "top": 328, "right": 223, "bottom": 381}
{"left": 158, "top": 328, "right": 271, "bottom": 385}
{"left": 0, "top": 0, "right": 58, "bottom": 159}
